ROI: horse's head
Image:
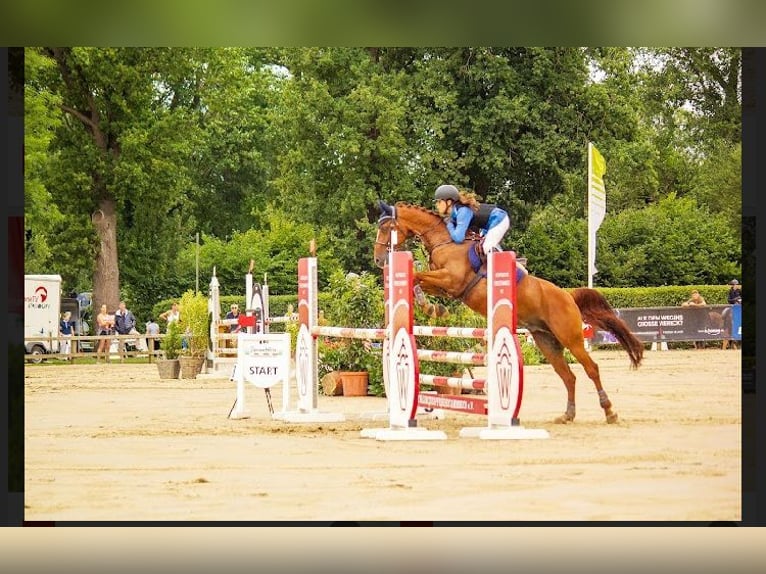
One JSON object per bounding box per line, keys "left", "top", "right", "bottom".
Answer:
{"left": 374, "top": 200, "right": 408, "bottom": 268}
{"left": 373, "top": 200, "right": 451, "bottom": 268}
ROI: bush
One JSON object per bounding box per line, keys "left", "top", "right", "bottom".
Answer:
{"left": 317, "top": 270, "right": 385, "bottom": 393}
{"left": 160, "top": 320, "right": 182, "bottom": 360}
{"left": 178, "top": 290, "right": 210, "bottom": 358}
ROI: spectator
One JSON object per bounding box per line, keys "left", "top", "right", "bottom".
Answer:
{"left": 722, "top": 280, "right": 742, "bottom": 350}
{"left": 727, "top": 279, "right": 742, "bottom": 305}
{"left": 95, "top": 304, "right": 114, "bottom": 362}
{"left": 59, "top": 311, "right": 74, "bottom": 360}
{"left": 681, "top": 290, "right": 707, "bottom": 307}
{"left": 145, "top": 317, "right": 161, "bottom": 353}
{"left": 225, "top": 304, "right": 242, "bottom": 333}
{"left": 159, "top": 303, "right": 187, "bottom": 350}
{"left": 114, "top": 300, "right": 140, "bottom": 359}
{"left": 682, "top": 290, "right": 707, "bottom": 349}
{"left": 159, "top": 302, "right": 180, "bottom": 332}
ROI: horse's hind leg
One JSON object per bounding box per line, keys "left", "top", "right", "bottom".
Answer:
{"left": 530, "top": 331, "right": 578, "bottom": 423}
{"left": 566, "top": 341, "right": 618, "bottom": 424}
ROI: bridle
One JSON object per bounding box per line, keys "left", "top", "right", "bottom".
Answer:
{"left": 375, "top": 215, "right": 399, "bottom": 250}
{"left": 376, "top": 210, "right": 450, "bottom": 253}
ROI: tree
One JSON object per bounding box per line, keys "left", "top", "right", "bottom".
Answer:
{"left": 29, "top": 48, "right": 206, "bottom": 311}
{"left": 269, "top": 47, "right": 414, "bottom": 273}
{"left": 24, "top": 49, "right": 64, "bottom": 274}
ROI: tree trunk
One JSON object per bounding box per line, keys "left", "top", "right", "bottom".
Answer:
{"left": 91, "top": 198, "right": 120, "bottom": 312}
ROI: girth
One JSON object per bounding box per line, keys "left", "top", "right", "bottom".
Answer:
{"left": 455, "top": 271, "right": 486, "bottom": 302}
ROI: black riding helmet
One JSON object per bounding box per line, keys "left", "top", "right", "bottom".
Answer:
{"left": 434, "top": 184, "right": 459, "bottom": 202}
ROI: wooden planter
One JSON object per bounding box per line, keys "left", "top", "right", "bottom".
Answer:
{"left": 179, "top": 356, "right": 205, "bottom": 379}
{"left": 339, "top": 371, "right": 368, "bottom": 396}
{"left": 157, "top": 359, "right": 180, "bottom": 379}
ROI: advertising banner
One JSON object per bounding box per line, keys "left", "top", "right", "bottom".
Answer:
{"left": 593, "top": 304, "right": 740, "bottom": 344}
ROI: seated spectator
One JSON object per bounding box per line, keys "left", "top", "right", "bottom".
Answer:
{"left": 681, "top": 290, "right": 707, "bottom": 307}
{"left": 682, "top": 290, "right": 707, "bottom": 349}
{"left": 145, "top": 317, "right": 161, "bottom": 352}
{"left": 225, "top": 304, "right": 242, "bottom": 333}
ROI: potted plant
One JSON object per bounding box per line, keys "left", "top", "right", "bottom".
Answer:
{"left": 178, "top": 290, "right": 211, "bottom": 379}
{"left": 157, "top": 320, "right": 182, "bottom": 379}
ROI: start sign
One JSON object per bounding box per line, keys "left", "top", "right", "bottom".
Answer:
{"left": 236, "top": 333, "right": 291, "bottom": 389}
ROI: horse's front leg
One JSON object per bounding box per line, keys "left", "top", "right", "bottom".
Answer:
{"left": 413, "top": 269, "right": 456, "bottom": 318}
{"left": 414, "top": 269, "right": 456, "bottom": 295}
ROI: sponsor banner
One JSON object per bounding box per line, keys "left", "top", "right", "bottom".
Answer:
{"left": 593, "top": 305, "right": 740, "bottom": 343}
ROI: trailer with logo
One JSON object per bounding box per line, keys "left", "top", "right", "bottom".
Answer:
{"left": 25, "top": 274, "right": 63, "bottom": 360}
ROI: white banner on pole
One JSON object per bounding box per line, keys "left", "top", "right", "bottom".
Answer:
{"left": 587, "top": 142, "right": 607, "bottom": 288}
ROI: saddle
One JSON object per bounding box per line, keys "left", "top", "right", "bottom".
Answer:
{"left": 467, "top": 240, "right": 528, "bottom": 284}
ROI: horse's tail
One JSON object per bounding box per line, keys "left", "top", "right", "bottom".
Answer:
{"left": 571, "top": 288, "right": 644, "bottom": 369}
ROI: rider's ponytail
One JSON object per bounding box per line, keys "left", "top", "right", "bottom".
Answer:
{"left": 457, "top": 190, "right": 481, "bottom": 211}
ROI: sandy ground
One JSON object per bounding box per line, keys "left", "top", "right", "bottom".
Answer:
{"left": 24, "top": 348, "right": 741, "bottom": 522}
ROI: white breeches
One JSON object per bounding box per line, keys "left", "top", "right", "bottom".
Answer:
{"left": 482, "top": 215, "right": 510, "bottom": 254}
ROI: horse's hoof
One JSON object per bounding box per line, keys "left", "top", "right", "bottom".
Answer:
{"left": 435, "top": 304, "right": 449, "bottom": 318}
{"left": 606, "top": 412, "right": 619, "bottom": 424}
{"left": 554, "top": 414, "right": 574, "bottom": 424}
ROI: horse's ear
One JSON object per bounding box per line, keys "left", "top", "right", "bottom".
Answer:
{"left": 378, "top": 200, "right": 393, "bottom": 217}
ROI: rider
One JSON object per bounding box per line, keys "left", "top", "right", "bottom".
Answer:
{"left": 433, "top": 184, "right": 510, "bottom": 255}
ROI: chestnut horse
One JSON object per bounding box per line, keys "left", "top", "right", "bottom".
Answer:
{"left": 373, "top": 201, "right": 644, "bottom": 424}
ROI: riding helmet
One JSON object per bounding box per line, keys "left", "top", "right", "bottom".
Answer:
{"left": 434, "top": 184, "right": 459, "bottom": 201}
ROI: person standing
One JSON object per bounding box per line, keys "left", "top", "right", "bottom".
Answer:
{"left": 96, "top": 304, "right": 114, "bottom": 362}
{"left": 681, "top": 290, "right": 707, "bottom": 349}
{"left": 723, "top": 280, "right": 742, "bottom": 350}
{"left": 224, "top": 304, "right": 242, "bottom": 350}
{"left": 727, "top": 279, "right": 742, "bottom": 305}
{"left": 160, "top": 302, "right": 180, "bottom": 331}
{"left": 114, "top": 301, "right": 138, "bottom": 359}
{"left": 59, "top": 311, "right": 74, "bottom": 360}
{"left": 225, "top": 304, "right": 242, "bottom": 333}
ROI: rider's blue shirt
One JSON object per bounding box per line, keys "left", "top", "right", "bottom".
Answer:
{"left": 446, "top": 205, "right": 475, "bottom": 243}
{"left": 446, "top": 204, "right": 506, "bottom": 243}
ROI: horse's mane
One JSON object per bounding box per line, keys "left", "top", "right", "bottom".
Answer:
{"left": 393, "top": 202, "right": 442, "bottom": 220}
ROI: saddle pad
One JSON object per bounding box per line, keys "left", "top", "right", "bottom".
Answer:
{"left": 468, "top": 243, "right": 484, "bottom": 274}
{"left": 468, "top": 246, "right": 528, "bottom": 284}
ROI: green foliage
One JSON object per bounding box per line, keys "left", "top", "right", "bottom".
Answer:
{"left": 173, "top": 207, "right": 343, "bottom": 297}
{"left": 160, "top": 320, "right": 182, "bottom": 360}
{"left": 26, "top": 47, "right": 742, "bottom": 321}
{"left": 517, "top": 193, "right": 739, "bottom": 288}
{"left": 596, "top": 194, "right": 740, "bottom": 287}
{"left": 317, "top": 269, "right": 385, "bottom": 393}
{"left": 178, "top": 290, "right": 210, "bottom": 358}
{"left": 24, "top": 49, "right": 64, "bottom": 273}
{"left": 587, "top": 285, "right": 734, "bottom": 308}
